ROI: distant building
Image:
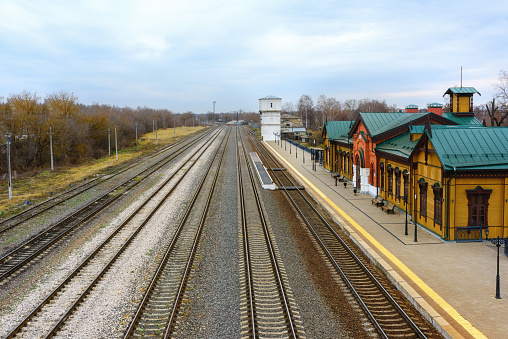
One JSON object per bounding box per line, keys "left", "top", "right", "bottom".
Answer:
{"left": 259, "top": 96, "right": 281, "bottom": 141}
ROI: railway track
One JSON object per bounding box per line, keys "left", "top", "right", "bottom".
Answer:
{"left": 122, "top": 126, "right": 231, "bottom": 338}
{"left": 0, "top": 128, "right": 220, "bottom": 284}
{"left": 4, "top": 126, "right": 225, "bottom": 338}
{"left": 237, "top": 127, "right": 304, "bottom": 338}
{"left": 0, "top": 127, "right": 209, "bottom": 236}
{"left": 248, "top": 132, "right": 441, "bottom": 339}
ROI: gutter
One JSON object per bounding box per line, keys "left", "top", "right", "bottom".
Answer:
{"left": 445, "top": 167, "right": 457, "bottom": 240}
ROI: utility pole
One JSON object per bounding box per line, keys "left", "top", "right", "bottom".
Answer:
{"left": 115, "top": 127, "right": 118, "bottom": 161}
{"left": 135, "top": 123, "right": 138, "bottom": 145}
{"left": 155, "top": 119, "right": 158, "bottom": 145}
{"left": 108, "top": 128, "right": 111, "bottom": 156}
{"left": 7, "top": 133, "right": 12, "bottom": 199}
{"left": 212, "top": 101, "right": 216, "bottom": 121}
{"left": 174, "top": 117, "right": 176, "bottom": 138}
{"left": 49, "top": 125, "right": 54, "bottom": 170}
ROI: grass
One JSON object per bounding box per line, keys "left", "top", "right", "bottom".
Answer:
{"left": 0, "top": 126, "right": 204, "bottom": 217}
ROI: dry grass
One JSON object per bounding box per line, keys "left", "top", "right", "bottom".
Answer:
{"left": 0, "top": 126, "right": 204, "bottom": 217}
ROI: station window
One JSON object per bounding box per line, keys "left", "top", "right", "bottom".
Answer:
{"left": 403, "top": 172, "right": 409, "bottom": 201}
{"left": 387, "top": 167, "right": 393, "bottom": 195}
{"left": 380, "top": 163, "right": 384, "bottom": 192}
{"left": 394, "top": 169, "right": 401, "bottom": 198}
{"left": 418, "top": 179, "right": 428, "bottom": 217}
{"left": 432, "top": 184, "right": 443, "bottom": 224}
{"left": 466, "top": 186, "right": 492, "bottom": 226}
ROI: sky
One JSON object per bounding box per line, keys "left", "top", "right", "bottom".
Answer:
{"left": 0, "top": 0, "right": 507, "bottom": 113}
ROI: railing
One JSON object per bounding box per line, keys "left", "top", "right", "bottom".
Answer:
{"left": 456, "top": 226, "right": 485, "bottom": 242}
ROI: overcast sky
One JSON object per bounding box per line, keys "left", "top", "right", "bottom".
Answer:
{"left": 1, "top": 0, "right": 506, "bottom": 113}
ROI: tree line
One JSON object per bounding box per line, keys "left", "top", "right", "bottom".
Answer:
{"left": 285, "top": 70, "right": 508, "bottom": 131}
{"left": 0, "top": 91, "right": 201, "bottom": 174}
{"left": 283, "top": 95, "right": 397, "bottom": 131}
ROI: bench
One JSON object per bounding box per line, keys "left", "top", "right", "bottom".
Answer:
{"left": 332, "top": 173, "right": 344, "bottom": 186}
{"left": 381, "top": 203, "right": 395, "bottom": 214}
{"left": 371, "top": 196, "right": 384, "bottom": 207}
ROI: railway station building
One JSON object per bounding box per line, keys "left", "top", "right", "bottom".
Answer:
{"left": 322, "top": 86, "right": 508, "bottom": 241}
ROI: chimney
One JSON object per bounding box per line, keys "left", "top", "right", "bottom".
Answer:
{"left": 405, "top": 104, "right": 418, "bottom": 113}
{"left": 427, "top": 102, "right": 443, "bottom": 116}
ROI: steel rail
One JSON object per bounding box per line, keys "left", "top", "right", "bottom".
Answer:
{"left": 0, "top": 128, "right": 208, "bottom": 234}
{"left": 5, "top": 127, "right": 223, "bottom": 339}
{"left": 239, "top": 127, "right": 298, "bottom": 338}
{"left": 163, "top": 126, "right": 231, "bottom": 338}
{"left": 0, "top": 128, "right": 220, "bottom": 282}
{"left": 249, "top": 132, "right": 427, "bottom": 339}
{"left": 123, "top": 127, "right": 231, "bottom": 338}
{"left": 236, "top": 127, "right": 258, "bottom": 338}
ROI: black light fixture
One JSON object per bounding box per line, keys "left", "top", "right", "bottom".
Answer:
{"left": 353, "top": 187, "right": 357, "bottom": 195}
{"left": 489, "top": 236, "right": 507, "bottom": 299}
{"left": 343, "top": 182, "right": 347, "bottom": 188}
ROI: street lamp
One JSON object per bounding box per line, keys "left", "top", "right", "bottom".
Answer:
{"left": 6, "top": 133, "right": 12, "bottom": 199}
{"left": 404, "top": 195, "right": 409, "bottom": 235}
{"left": 485, "top": 231, "right": 506, "bottom": 299}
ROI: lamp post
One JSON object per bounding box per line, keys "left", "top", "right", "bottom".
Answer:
{"left": 404, "top": 195, "right": 409, "bottom": 235}
{"left": 49, "top": 125, "right": 54, "bottom": 170}
{"left": 414, "top": 193, "right": 418, "bottom": 242}
{"left": 485, "top": 229, "right": 506, "bottom": 299}
{"left": 115, "top": 127, "right": 118, "bottom": 161}
{"left": 6, "top": 133, "right": 12, "bottom": 199}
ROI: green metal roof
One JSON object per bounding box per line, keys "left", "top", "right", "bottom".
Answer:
{"left": 443, "top": 87, "right": 480, "bottom": 96}
{"left": 409, "top": 125, "right": 425, "bottom": 134}
{"left": 441, "top": 113, "right": 482, "bottom": 125}
{"left": 428, "top": 102, "right": 443, "bottom": 108}
{"left": 375, "top": 132, "right": 419, "bottom": 159}
{"left": 405, "top": 104, "right": 418, "bottom": 109}
{"left": 324, "top": 121, "right": 352, "bottom": 140}
{"left": 360, "top": 112, "right": 427, "bottom": 137}
{"left": 428, "top": 126, "right": 508, "bottom": 170}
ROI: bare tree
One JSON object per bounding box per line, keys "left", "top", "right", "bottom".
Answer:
{"left": 282, "top": 102, "right": 295, "bottom": 114}
{"left": 493, "top": 70, "right": 508, "bottom": 126}
{"left": 316, "top": 95, "right": 343, "bottom": 124}
{"left": 297, "top": 94, "right": 314, "bottom": 130}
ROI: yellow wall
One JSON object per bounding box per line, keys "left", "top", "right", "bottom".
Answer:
{"left": 378, "top": 157, "right": 411, "bottom": 212}
{"left": 412, "top": 138, "right": 508, "bottom": 240}
{"left": 413, "top": 143, "right": 445, "bottom": 237}
{"left": 452, "top": 94, "right": 471, "bottom": 113}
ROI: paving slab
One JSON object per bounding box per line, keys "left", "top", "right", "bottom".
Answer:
{"left": 264, "top": 140, "right": 508, "bottom": 339}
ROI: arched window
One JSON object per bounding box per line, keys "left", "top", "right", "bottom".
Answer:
{"left": 370, "top": 162, "right": 375, "bottom": 185}
{"left": 380, "top": 162, "right": 384, "bottom": 192}
{"left": 418, "top": 179, "right": 428, "bottom": 217}
{"left": 387, "top": 166, "right": 394, "bottom": 195}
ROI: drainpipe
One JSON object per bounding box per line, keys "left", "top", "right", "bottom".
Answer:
{"left": 445, "top": 167, "right": 457, "bottom": 240}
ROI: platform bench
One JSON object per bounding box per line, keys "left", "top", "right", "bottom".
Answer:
{"left": 371, "top": 196, "right": 383, "bottom": 207}
{"left": 381, "top": 203, "right": 395, "bottom": 214}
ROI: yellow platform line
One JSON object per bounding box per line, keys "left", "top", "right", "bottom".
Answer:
{"left": 265, "top": 142, "right": 486, "bottom": 339}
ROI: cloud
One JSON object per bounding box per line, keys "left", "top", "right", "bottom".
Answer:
{"left": 0, "top": 0, "right": 506, "bottom": 112}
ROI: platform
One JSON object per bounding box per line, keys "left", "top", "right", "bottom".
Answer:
{"left": 264, "top": 140, "right": 507, "bottom": 339}
{"left": 249, "top": 152, "right": 276, "bottom": 190}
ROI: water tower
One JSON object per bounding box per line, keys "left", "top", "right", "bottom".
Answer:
{"left": 259, "top": 96, "right": 281, "bottom": 141}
